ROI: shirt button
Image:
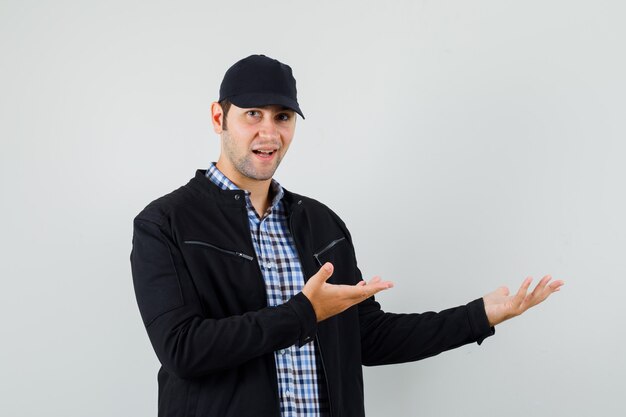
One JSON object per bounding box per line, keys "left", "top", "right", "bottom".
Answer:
{"left": 279, "top": 349, "right": 286, "bottom": 355}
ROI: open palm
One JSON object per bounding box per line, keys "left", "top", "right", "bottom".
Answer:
{"left": 483, "top": 275, "right": 564, "bottom": 327}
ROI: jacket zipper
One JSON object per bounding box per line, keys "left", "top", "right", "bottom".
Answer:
{"left": 184, "top": 240, "right": 254, "bottom": 261}
{"left": 313, "top": 237, "right": 346, "bottom": 266}
{"left": 290, "top": 210, "right": 334, "bottom": 417}
{"left": 315, "top": 336, "right": 334, "bottom": 417}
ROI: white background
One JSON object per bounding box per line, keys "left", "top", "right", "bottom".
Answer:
{"left": 1, "top": 1, "right": 624, "bottom": 416}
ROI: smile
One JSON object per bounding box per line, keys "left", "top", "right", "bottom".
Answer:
{"left": 252, "top": 149, "right": 276, "bottom": 156}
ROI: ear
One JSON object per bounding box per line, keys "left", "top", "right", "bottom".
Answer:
{"left": 210, "top": 102, "right": 224, "bottom": 134}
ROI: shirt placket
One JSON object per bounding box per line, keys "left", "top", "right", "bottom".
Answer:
{"left": 253, "top": 210, "right": 297, "bottom": 417}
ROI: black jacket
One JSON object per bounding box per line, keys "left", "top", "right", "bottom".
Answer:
{"left": 130, "top": 170, "right": 494, "bottom": 417}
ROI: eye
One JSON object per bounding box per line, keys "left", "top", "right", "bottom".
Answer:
{"left": 276, "top": 112, "right": 292, "bottom": 122}
{"left": 246, "top": 110, "right": 261, "bottom": 118}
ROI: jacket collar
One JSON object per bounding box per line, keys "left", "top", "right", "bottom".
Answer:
{"left": 188, "top": 169, "right": 304, "bottom": 215}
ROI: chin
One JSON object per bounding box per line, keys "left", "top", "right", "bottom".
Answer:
{"left": 252, "top": 171, "right": 276, "bottom": 181}
{"left": 250, "top": 164, "right": 281, "bottom": 181}
{"left": 241, "top": 168, "right": 275, "bottom": 181}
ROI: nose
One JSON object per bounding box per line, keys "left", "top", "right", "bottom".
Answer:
{"left": 258, "top": 118, "right": 280, "bottom": 140}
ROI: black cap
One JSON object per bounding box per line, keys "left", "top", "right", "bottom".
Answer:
{"left": 218, "top": 54, "right": 304, "bottom": 119}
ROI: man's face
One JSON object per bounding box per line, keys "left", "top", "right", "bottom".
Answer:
{"left": 217, "top": 103, "right": 296, "bottom": 183}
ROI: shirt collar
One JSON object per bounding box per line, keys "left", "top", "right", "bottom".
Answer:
{"left": 205, "top": 162, "right": 285, "bottom": 211}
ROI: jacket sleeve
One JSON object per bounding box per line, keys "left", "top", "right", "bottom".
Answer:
{"left": 324, "top": 209, "right": 495, "bottom": 366}
{"left": 130, "top": 215, "right": 317, "bottom": 379}
{"left": 358, "top": 287, "right": 495, "bottom": 366}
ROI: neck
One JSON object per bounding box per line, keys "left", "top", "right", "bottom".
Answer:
{"left": 215, "top": 160, "right": 273, "bottom": 216}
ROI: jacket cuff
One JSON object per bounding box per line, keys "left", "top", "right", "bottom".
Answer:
{"left": 289, "top": 292, "right": 318, "bottom": 346}
{"left": 466, "top": 297, "right": 495, "bottom": 345}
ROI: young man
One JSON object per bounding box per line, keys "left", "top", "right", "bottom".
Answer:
{"left": 131, "top": 54, "right": 563, "bottom": 417}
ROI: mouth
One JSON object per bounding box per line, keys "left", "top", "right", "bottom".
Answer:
{"left": 252, "top": 147, "right": 279, "bottom": 159}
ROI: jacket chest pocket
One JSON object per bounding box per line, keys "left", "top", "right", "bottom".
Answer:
{"left": 183, "top": 240, "right": 265, "bottom": 312}
{"left": 313, "top": 237, "right": 346, "bottom": 267}
{"left": 184, "top": 240, "right": 254, "bottom": 262}
{"left": 312, "top": 237, "right": 360, "bottom": 285}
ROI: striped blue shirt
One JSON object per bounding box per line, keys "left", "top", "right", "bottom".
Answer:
{"left": 206, "top": 163, "right": 328, "bottom": 417}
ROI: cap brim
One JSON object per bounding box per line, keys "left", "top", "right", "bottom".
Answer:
{"left": 227, "top": 93, "right": 305, "bottom": 119}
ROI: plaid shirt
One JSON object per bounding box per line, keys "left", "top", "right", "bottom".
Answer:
{"left": 206, "top": 163, "right": 328, "bottom": 417}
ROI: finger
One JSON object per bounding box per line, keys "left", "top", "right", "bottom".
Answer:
{"left": 538, "top": 275, "right": 552, "bottom": 288}
{"left": 517, "top": 277, "right": 532, "bottom": 295}
{"left": 532, "top": 275, "right": 564, "bottom": 302}
{"left": 515, "top": 277, "right": 533, "bottom": 306}
{"left": 353, "top": 280, "right": 394, "bottom": 301}
{"left": 548, "top": 280, "right": 565, "bottom": 291}
{"left": 312, "top": 262, "right": 334, "bottom": 284}
{"left": 530, "top": 275, "right": 552, "bottom": 298}
{"left": 364, "top": 279, "right": 394, "bottom": 294}
{"left": 356, "top": 281, "right": 367, "bottom": 287}
{"left": 369, "top": 276, "right": 382, "bottom": 285}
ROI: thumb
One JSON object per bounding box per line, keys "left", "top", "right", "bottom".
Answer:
{"left": 313, "top": 262, "right": 334, "bottom": 283}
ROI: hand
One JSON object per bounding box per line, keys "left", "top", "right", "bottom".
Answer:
{"left": 302, "top": 262, "right": 394, "bottom": 322}
{"left": 483, "top": 275, "right": 564, "bottom": 327}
